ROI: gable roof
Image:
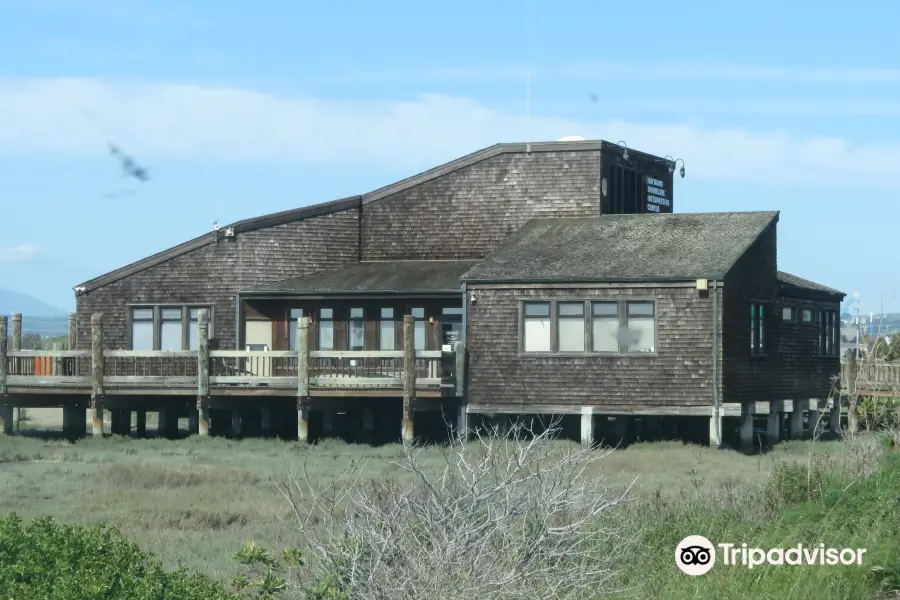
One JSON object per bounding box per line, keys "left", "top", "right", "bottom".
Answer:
{"left": 460, "top": 211, "right": 780, "bottom": 283}
{"left": 73, "top": 139, "right": 647, "bottom": 292}
{"left": 777, "top": 271, "right": 845, "bottom": 297}
{"left": 75, "top": 195, "right": 362, "bottom": 291}
{"left": 243, "top": 260, "right": 477, "bottom": 296}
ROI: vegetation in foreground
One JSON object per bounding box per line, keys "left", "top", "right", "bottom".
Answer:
{"left": 0, "top": 429, "right": 897, "bottom": 599}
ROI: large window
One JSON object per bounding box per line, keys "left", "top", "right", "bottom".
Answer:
{"left": 820, "top": 309, "right": 839, "bottom": 357}
{"left": 380, "top": 308, "right": 395, "bottom": 351}
{"left": 750, "top": 302, "right": 765, "bottom": 355}
{"left": 625, "top": 301, "right": 655, "bottom": 353}
{"left": 349, "top": 308, "right": 365, "bottom": 351}
{"left": 521, "top": 299, "right": 656, "bottom": 355}
{"left": 411, "top": 307, "right": 426, "bottom": 351}
{"left": 318, "top": 308, "right": 334, "bottom": 350}
{"left": 130, "top": 305, "right": 213, "bottom": 350}
{"left": 591, "top": 302, "right": 619, "bottom": 352}
{"left": 557, "top": 302, "right": 585, "bottom": 352}
{"left": 523, "top": 302, "right": 551, "bottom": 352}
{"left": 131, "top": 308, "right": 154, "bottom": 350}
{"left": 288, "top": 309, "right": 304, "bottom": 351}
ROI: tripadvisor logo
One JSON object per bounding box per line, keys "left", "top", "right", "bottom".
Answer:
{"left": 675, "top": 536, "right": 867, "bottom": 575}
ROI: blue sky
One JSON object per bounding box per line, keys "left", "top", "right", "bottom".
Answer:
{"left": 0, "top": 0, "right": 898, "bottom": 314}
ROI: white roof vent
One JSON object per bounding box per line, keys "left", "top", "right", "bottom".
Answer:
{"left": 557, "top": 135, "right": 586, "bottom": 141}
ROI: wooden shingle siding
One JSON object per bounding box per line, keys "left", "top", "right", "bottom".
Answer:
{"left": 75, "top": 210, "right": 360, "bottom": 350}
{"left": 773, "top": 295, "right": 841, "bottom": 399}
{"left": 720, "top": 225, "right": 779, "bottom": 404}
{"left": 466, "top": 284, "right": 716, "bottom": 410}
{"left": 359, "top": 150, "right": 603, "bottom": 261}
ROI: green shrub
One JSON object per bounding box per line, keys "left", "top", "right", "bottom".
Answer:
{"left": 762, "top": 455, "right": 832, "bottom": 513}
{"left": 0, "top": 514, "right": 237, "bottom": 600}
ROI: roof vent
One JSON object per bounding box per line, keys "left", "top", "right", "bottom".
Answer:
{"left": 224, "top": 227, "right": 235, "bottom": 238}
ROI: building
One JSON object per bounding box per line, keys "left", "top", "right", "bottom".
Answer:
{"left": 65, "top": 138, "right": 844, "bottom": 446}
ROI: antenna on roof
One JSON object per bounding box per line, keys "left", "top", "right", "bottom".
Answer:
{"left": 213, "top": 202, "right": 219, "bottom": 232}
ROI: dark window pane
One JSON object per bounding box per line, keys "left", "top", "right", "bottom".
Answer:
{"left": 592, "top": 302, "right": 618, "bottom": 317}
{"left": 524, "top": 302, "right": 550, "bottom": 317}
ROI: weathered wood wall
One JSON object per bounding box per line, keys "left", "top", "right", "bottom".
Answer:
{"left": 359, "top": 150, "right": 603, "bottom": 261}
{"left": 465, "top": 283, "right": 718, "bottom": 411}
{"left": 75, "top": 209, "right": 360, "bottom": 350}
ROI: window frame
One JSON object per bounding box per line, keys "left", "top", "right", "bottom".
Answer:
{"left": 288, "top": 308, "right": 305, "bottom": 351}
{"left": 518, "top": 297, "right": 658, "bottom": 357}
{"left": 819, "top": 308, "right": 840, "bottom": 357}
{"left": 127, "top": 304, "right": 214, "bottom": 351}
{"left": 318, "top": 308, "right": 335, "bottom": 351}
{"left": 379, "top": 307, "right": 396, "bottom": 351}
{"left": 781, "top": 306, "right": 796, "bottom": 323}
{"left": 801, "top": 308, "right": 816, "bottom": 324}
{"left": 750, "top": 301, "right": 766, "bottom": 356}
{"left": 349, "top": 307, "right": 365, "bottom": 351}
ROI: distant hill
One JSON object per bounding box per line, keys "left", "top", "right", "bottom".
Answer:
{"left": 0, "top": 288, "right": 68, "bottom": 318}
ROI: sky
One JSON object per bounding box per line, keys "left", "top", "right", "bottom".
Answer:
{"left": 0, "top": 0, "right": 898, "bottom": 314}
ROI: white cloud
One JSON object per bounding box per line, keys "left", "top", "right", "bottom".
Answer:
{"left": 1, "top": 77, "right": 900, "bottom": 186}
{"left": 0, "top": 244, "right": 40, "bottom": 263}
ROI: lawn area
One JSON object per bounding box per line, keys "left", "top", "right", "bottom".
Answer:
{"left": 0, "top": 426, "right": 896, "bottom": 599}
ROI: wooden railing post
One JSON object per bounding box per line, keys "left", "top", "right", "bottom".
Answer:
{"left": 10, "top": 313, "right": 21, "bottom": 432}
{"left": 297, "top": 317, "right": 310, "bottom": 442}
{"left": 846, "top": 351, "right": 858, "bottom": 434}
{"left": 454, "top": 340, "right": 467, "bottom": 440}
{"left": 197, "top": 309, "right": 210, "bottom": 436}
{"left": 402, "top": 314, "right": 415, "bottom": 443}
{"left": 0, "top": 315, "right": 8, "bottom": 435}
{"left": 90, "top": 313, "right": 105, "bottom": 437}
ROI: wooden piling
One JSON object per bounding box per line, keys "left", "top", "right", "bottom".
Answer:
{"left": 10, "top": 313, "right": 21, "bottom": 431}
{"left": 0, "top": 315, "right": 9, "bottom": 435}
{"left": 90, "top": 313, "right": 104, "bottom": 437}
{"left": 454, "top": 341, "right": 468, "bottom": 440}
{"left": 402, "top": 314, "right": 415, "bottom": 443}
{"left": 297, "top": 317, "right": 310, "bottom": 442}
{"left": 197, "top": 309, "right": 210, "bottom": 436}
{"left": 135, "top": 410, "right": 147, "bottom": 437}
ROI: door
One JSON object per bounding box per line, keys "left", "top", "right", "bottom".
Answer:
{"left": 440, "top": 307, "right": 463, "bottom": 351}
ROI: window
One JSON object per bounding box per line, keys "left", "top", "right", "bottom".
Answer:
{"left": 131, "top": 308, "right": 154, "bottom": 350}
{"left": 379, "top": 308, "right": 395, "bottom": 351}
{"left": 319, "top": 308, "right": 334, "bottom": 350}
{"left": 130, "top": 305, "right": 214, "bottom": 350}
{"left": 411, "top": 308, "right": 426, "bottom": 351}
{"left": 802, "top": 308, "right": 814, "bottom": 324}
{"left": 188, "top": 307, "right": 212, "bottom": 350}
{"left": 557, "top": 302, "right": 585, "bottom": 352}
{"left": 750, "top": 303, "right": 765, "bottom": 355}
{"left": 159, "top": 308, "right": 183, "bottom": 351}
{"left": 349, "top": 308, "right": 364, "bottom": 351}
{"left": 820, "top": 309, "right": 839, "bottom": 356}
{"left": 625, "top": 301, "right": 655, "bottom": 352}
{"left": 782, "top": 306, "right": 796, "bottom": 322}
{"left": 288, "top": 309, "right": 304, "bottom": 351}
{"left": 591, "top": 302, "right": 619, "bottom": 352}
{"left": 523, "top": 302, "right": 551, "bottom": 352}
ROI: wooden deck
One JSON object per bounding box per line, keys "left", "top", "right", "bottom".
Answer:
{"left": 3, "top": 348, "right": 459, "bottom": 397}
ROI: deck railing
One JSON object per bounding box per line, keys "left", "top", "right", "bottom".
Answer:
{"left": 0, "top": 313, "right": 465, "bottom": 397}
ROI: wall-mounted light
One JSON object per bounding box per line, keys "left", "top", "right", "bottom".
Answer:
{"left": 670, "top": 158, "right": 686, "bottom": 179}
{"left": 428, "top": 316, "right": 435, "bottom": 324}
{"left": 470, "top": 293, "right": 477, "bottom": 305}
{"left": 616, "top": 140, "right": 629, "bottom": 162}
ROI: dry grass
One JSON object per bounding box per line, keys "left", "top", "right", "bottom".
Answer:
{"left": 0, "top": 427, "right": 851, "bottom": 586}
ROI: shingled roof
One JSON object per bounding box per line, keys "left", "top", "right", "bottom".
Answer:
{"left": 460, "top": 211, "right": 780, "bottom": 283}
{"left": 243, "top": 260, "right": 477, "bottom": 296}
{"left": 777, "top": 271, "right": 845, "bottom": 297}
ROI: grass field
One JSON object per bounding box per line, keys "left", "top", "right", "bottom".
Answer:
{"left": 1, "top": 409, "right": 896, "bottom": 599}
